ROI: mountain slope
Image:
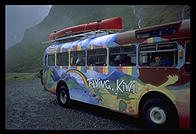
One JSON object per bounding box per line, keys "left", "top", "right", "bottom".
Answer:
{"left": 6, "top": 5, "right": 190, "bottom": 73}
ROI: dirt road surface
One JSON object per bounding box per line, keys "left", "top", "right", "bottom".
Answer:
{"left": 5, "top": 78, "right": 141, "bottom": 130}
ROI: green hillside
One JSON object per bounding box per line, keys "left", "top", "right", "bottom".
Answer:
{"left": 6, "top": 5, "right": 190, "bottom": 73}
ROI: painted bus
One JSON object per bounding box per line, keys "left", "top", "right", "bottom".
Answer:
{"left": 41, "top": 18, "right": 190, "bottom": 129}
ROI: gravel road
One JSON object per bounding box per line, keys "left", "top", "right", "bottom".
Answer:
{"left": 5, "top": 78, "right": 141, "bottom": 130}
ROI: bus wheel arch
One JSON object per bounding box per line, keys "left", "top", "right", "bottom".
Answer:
{"left": 56, "top": 80, "right": 70, "bottom": 107}
{"left": 138, "top": 91, "right": 179, "bottom": 129}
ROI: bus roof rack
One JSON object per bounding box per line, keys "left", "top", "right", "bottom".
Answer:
{"left": 42, "top": 30, "right": 115, "bottom": 44}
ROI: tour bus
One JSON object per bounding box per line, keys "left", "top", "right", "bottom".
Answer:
{"left": 41, "top": 18, "right": 190, "bottom": 129}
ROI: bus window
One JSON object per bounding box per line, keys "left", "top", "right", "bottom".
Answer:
{"left": 139, "top": 42, "right": 177, "bottom": 67}
{"left": 109, "top": 45, "right": 136, "bottom": 66}
{"left": 185, "top": 41, "right": 191, "bottom": 72}
{"left": 48, "top": 54, "right": 55, "bottom": 66}
{"left": 87, "top": 48, "right": 107, "bottom": 66}
{"left": 71, "top": 50, "right": 85, "bottom": 66}
{"left": 136, "top": 27, "right": 176, "bottom": 39}
{"left": 57, "top": 52, "right": 69, "bottom": 66}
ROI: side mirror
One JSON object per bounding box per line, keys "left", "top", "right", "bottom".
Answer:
{"left": 38, "top": 69, "right": 43, "bottom": 78}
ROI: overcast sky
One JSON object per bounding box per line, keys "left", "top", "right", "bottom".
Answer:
{"left": 6, "top": 5, "right": 52, "bottom": 50}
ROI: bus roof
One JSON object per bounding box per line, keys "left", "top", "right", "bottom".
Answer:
{"left": 45, "top": 19, "right": 190, "bottom": 54}
{"left": 45, "top": 33, "right": 119, "bottom": 54}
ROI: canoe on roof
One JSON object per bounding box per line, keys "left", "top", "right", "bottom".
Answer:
{"left": 48, "top": 17, "right": 122, "bottom": 41}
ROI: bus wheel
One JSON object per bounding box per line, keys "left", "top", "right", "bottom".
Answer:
{"left": 57, "top": 85, "right": 70, "bottom": 108}
{"left": 141, "top": 98, "right": 178, "bottom": 130}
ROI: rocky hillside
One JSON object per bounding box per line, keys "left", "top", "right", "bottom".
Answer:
{"left": 6, "top": 5, "right": 190, "bottom": 73}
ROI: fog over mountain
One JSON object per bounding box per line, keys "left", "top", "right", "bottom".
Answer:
{"left": 6, "top": 5, "right": 52, "bottom": 49}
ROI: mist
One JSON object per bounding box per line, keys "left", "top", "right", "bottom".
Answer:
{"left": 6, "top": 5, "right": 52, "bottom": 50}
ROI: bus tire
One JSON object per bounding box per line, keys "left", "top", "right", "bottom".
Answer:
{"left": 57, "top": 85, "right": 70, "bottom": 108}
{"left": 141, "top": 98, "right": 179, "bottom": 130}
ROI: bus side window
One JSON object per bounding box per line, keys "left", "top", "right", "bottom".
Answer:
{"left": 48, "top": 54, "right": 55, "bottom": 66}
{"left": 139, "top": 43, "right": 177, "bottom": 67}
{"left": 71, "top": 50, "right": 85, "bottom": 66}
{"left": 185, "top": 41, "right": 191, "bottom": 72}
{"left": 87, "top": 48, "right": 107, "bottom": 66}
{"left": 57, "top": 52, "right": 69, "bottom": 66}
{"left": 109, "top": 45, "right": 136, "bottom": 66}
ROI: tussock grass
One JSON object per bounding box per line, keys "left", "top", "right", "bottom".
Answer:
{"left": 6, "top": 73, "right": 39, "bottom": 82}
